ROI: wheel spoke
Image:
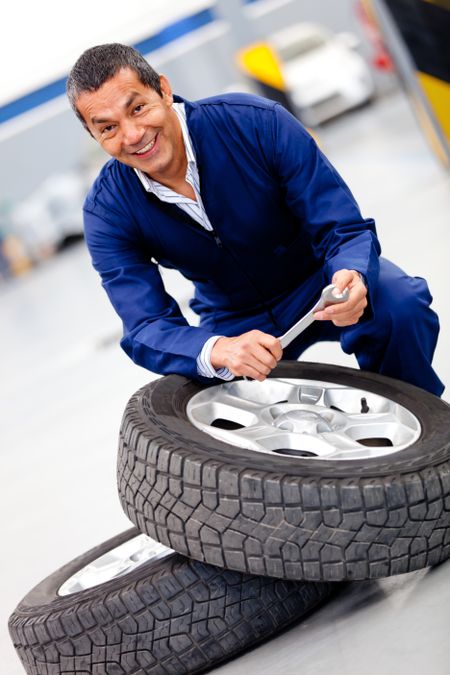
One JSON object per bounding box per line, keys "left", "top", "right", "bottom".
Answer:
{"left": 213, "top": 392, "right": 267, "bottom": 414}
{"left": 58, "top": 535, "right": 172, "bottom": 596}
{"left": 317, "top": 430, "right": 393, "bottom": 459}
{"left": 203, "top": 423, "right": 274, "bottom": 451}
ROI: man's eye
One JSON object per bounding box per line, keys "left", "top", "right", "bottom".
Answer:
{"left": 102, "top": 125, "right": 115, "bottom": 135}
{"left": 134, "top": 104, "right": 144, "bottom": 113}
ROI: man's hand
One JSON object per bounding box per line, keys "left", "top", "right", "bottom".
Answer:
{"left": 210, "top": 330, "right": 282, "bottom": 381}
{"left": 314, "top": 269, "right": 367, "bottom": 327}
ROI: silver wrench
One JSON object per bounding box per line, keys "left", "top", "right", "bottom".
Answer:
{"left": 279, "top": 283, "right": 349, "bottom": 349}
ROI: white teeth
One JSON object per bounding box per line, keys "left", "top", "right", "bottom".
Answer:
{"left": 136, "top": 137, "right": 156, "bottom": 155}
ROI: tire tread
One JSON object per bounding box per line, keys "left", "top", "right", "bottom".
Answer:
{"left": 117, "top": 369, "right": 450, "bottom": 581}
{"left": 9, "top": 534, "right": 331, "bottom": 674}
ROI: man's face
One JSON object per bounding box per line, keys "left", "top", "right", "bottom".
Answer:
{"left": 76, "top": 68, "right": 184, "bottom": 179}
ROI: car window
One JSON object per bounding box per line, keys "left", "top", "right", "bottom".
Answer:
{"left": 276, "top": 34, "right": 327, "bottom": 61}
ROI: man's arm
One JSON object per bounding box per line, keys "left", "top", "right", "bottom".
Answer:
{"left": 210, "top": 106, "right": 378, "bottom": 379}
{"left": 267, "top": 104, "right": 381, "bottom": 305}
{"left": 208, "top": 105, "right": 377, "bottom": 378}
{"left": 85, "top": 183, "right": 282, "bottom": 382}
{"left": 84, "top": 206, "right": 220, "bottom": 381}
{"left": 197, "top": 335, "right": 235, "bottom": 380}
{"left": 210, "top": 330, "right": 282, "bottom": 382}
{"left": 315, "top": 269, "right": 368, "bottom": 325}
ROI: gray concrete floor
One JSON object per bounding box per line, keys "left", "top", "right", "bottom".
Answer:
{"left": 1, "top": 88, "right": 450, "bottom": 673}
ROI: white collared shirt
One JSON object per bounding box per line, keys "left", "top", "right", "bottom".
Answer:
{"left": 135, "top": 102, "right": 233, "bottom": 381}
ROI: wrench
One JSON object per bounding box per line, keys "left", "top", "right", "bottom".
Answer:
{"left": 279, "top": 283, "right": 349, "bottom": 349}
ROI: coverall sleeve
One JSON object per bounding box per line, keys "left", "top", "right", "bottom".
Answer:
{"left": 83, "top": 204, "right": 217, "bottom": 380}
{"left": 269, "top": 103, "right": 381, "bottom": 299}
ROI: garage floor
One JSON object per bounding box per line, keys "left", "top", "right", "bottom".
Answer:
{"left": 2, "top": 88, "right": 450, "bottom": 674}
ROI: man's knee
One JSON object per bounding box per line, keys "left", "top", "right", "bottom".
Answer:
{"left": 382, "top": 275, "right": 433, "bottom": 329}
{"left": 340, "top": 259, "right": 443, "bottom": 395}
{"left": 342, "top": 262, "right": 438, "bottom": 352}
{"left": 367, "top": 256, "right": 434, "bottom": 331}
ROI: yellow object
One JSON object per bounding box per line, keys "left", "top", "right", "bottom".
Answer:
{"left": 237, "top": 43, "right": 286, "bottom": 91}
{"left": 422, "top": 0, "right": 450, "bottom": 9}
{"left": 2, "top": 235, "right": 32, "bottom": 276}
{"left": 417, "top": 71, "right": 450, "bottom": 142}
{"left": 359, "top": 0, "right": 378, "bottom": 24}
{"left": 407, "top": 78, "right": 450, "bottom": 168}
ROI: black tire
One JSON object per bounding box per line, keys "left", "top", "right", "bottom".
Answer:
{"left": 8, "top": 528, "right": 333, "bottom": 675}
{"left": 117, "top": 362, "right": 450, "bottom": 582}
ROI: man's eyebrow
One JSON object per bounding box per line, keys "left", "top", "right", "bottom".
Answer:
{"left": 91, "top": 93, "right": 141, "bottom": 125}
{"left": 91, "top": 116, "right": 111, "bottom": 125}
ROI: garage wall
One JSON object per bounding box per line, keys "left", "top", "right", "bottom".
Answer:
{"left": 0, "top": 0, "right": 395, "bottom": 205}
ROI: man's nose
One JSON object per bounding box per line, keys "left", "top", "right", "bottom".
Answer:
{"left": 122, "top": 120, "right": 144, "bottom": 147}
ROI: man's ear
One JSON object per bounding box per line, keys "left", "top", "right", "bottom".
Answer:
{"left": 159, "top": 75, "right": 173, "bottom": 105}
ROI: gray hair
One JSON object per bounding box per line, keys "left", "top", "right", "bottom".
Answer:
{"left": 66, "top": 43, "right": 162, "bottom": 131}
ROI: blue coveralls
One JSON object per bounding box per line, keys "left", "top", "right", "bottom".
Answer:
{"left": 83, "top": 93, "right": 443, "bottom": 396}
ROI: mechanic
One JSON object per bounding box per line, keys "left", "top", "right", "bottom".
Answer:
{"left": 66, "top": 43, "right": 444, "bottom": 396}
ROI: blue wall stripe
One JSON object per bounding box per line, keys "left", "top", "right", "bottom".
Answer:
{"left": 0, "top": 77, "right": 68, "bottom": 125}
{"left": 0, "top": 7, "right": 215, "bottom": 125}
{"left": 134, "top": 8, "right": 215, "bottom": 55}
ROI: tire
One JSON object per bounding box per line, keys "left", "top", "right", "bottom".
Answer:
{"left": 8, "top": 528, "right": 333, "bottom": 675}
{"left": 117, "top": 362, "right": 450, "bottom": 582}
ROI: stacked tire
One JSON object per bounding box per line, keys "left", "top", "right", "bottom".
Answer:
{"left": 9, "top": 529, "right": 332, "bottom": 675}
{"left": 9, "top": 362, "right": 450, "bottom": 674}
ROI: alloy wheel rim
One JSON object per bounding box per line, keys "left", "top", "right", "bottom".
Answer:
{"left": 186, "top": 378, "right": 421, "bottom": 461}
{"left": 58, "top": 534, "right": 173, "bottom": 596}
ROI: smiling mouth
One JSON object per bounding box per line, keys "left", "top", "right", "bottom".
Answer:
{"left": 134, "top": 134, "right": 158, "bottom": 155}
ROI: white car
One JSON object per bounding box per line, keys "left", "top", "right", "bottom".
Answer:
{"left": 10, "top": 170, "right": 87, "bottom": 261}
{"left": 270, "top": 22, "right": 375, "bottom": 126}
